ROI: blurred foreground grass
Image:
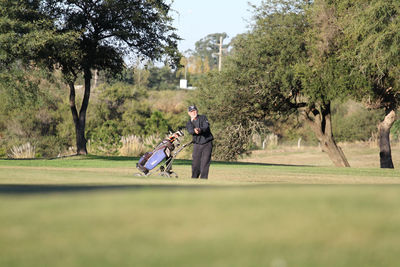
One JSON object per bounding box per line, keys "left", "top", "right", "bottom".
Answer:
{"left": 1, "top": 155, "right": 400, "bottom": 266}
{"left": 1, "top": 186, "right": 400, "bottom": 267}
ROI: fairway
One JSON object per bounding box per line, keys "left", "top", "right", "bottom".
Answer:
{"left": 1, "top": 155, "right": 400, "bottom": 266}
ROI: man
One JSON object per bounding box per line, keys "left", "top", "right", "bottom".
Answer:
{"left": 186, "top": 105, "right": 213, "bottom": 179}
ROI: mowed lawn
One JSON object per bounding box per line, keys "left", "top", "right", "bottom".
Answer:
{"left": 1, "top": 150, "right": 400, "bottom": 267}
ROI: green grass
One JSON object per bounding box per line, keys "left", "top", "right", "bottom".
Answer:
{"left": 1, "top": 155, "right": 400, "bottom": 266}
{"left": 2, "top": 155, "right": 400, "bottom": 185}
{"left": 0, "top": 155, "right": 140, "bottom": 168}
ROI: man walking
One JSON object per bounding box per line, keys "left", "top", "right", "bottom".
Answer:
{"left": 186, "top": 105, "right": 213, "bottom": 179}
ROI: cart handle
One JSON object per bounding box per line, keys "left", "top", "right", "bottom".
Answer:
{"left": 173, "top": 141, "right": 193, "bottom": 157}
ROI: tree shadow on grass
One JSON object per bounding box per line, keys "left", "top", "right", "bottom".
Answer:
{"left": 0, "top": 184, "right": 169, "bottom": 195}
{"left": 83, "top": 155, "right": 312, "bottom": 167}
{"left": 81, "top": 155, "right": 140, "bottom": 161}
{"left": 79, "top": 155, "right": 314, "bottom": 167}
{"left": 0, "top": 155, "right": 138, "bottom": 162}
{"left": 174, "top": 160, "right": 312, "bottom": 168}
{"left": 0, "top": 183, "right": 270, "bottom": 195}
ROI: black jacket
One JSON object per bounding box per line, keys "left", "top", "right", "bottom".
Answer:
{"left": 186, "top": 115, "right": 214, "bottom": 145}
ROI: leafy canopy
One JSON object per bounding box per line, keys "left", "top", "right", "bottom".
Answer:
{"left": 1, "top": 0, "right": 181, "bottom": 80}
{"left": 337, "top": 0, "right": 400, "bottom": 110}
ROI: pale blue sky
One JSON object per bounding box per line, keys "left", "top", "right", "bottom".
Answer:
{"left": 170, "top": 0, "right": 264, "bottom": 52}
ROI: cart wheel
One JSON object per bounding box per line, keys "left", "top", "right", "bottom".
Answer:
{"left": 169, "top": 172, "right": 178, "bottom": 178}
{"left": 160, "top": 172, "right": 170, "bottom": 178}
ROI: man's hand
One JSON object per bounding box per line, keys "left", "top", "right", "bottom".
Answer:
{"left": 194, "top": 128, "right": 200, "bottom": 134}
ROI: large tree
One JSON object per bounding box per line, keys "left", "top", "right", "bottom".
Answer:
{"left": 0, "top": 0, "right": 180, "bottom": 154}
{"left": 295, "top": 0, "right": 351, "bottom": 167}
{"left": 196, "top": 0, "right": 350, "bottom": 166}
{"left": 335, "top": 0, "right": 400, "bottom": 168}
{"left": 196, "top": 1, "right": 309, "bottom": 161}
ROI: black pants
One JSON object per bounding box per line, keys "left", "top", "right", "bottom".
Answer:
{"left": 192, "top": 141, "right": 213, "bottom": 179}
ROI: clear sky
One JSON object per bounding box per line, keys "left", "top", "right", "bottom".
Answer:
{"left": 170, "top": 0, "right": 264, "bottom": 53}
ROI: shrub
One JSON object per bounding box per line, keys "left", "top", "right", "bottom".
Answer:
{"left": 144, "top": 111, "right": 170, "bottom": 135}
{"left": 332, "top": 101, "right": 383, "bottom": 142}
{"left": 89, "top": 120, "right": 122, "bottom": 155}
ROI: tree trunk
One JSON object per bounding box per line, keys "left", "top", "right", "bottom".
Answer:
{"left": 303, "top": 102, "right": 350, "bottom": 167}
{"left": 378, "top": 109, "right": 396, "bottom": 168}
{"left": 69, "top": 68, "right": 92, "bottom": 155}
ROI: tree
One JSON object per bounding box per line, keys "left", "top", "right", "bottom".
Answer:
{"left": 0, "top": 0, "right": 76, "bottom": 66}
{"left": 0, "top": 64, "right": 73, "bottom": 157}
{"left": 147, "top": 65, "right": 179, "bottom": 90}
{"left": 195, "top": 68, "right": 271, "bottom": 160}
{"left": 187, "top": 54, "right": 204, "bottom": 74}
{"left": 194, "top": 33, "right": 229, "bottom": 71}
{"left": 0, "top": 0, "right": 181, "bottom": 154}
{"left": 336, "top": 0, "right": 400, "bottom": 168}
{"left": 144, "top": 111, "right": 170, "bottom": 135}
{"left": 88, "top": 81, "right": 150, "bottom": 140}
{"left": 195, "top": 0, "right": 351, "bottom": 166}
{"left": 295, "top": 0, "right": 351, "bottom": 166}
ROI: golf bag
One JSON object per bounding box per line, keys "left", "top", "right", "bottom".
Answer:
{"left": 136, "top": 130, "right": 191, "bottom": 177}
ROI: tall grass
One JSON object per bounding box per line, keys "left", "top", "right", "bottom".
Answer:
{"left": 119, "top": 135, "right": 159, "bottom": 156}
{"left": 8, "top": 142, "right": 36, "bottom": 159}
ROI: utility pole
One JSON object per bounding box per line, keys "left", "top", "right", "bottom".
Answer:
{"left": 217, "top": 36, "right": 223, "bottom": 72}
{"left": 213, "top": 36, "right": 225, "bottom": 72}
{"left": 184, "top": 58, "right": 187, "bottom": 80}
